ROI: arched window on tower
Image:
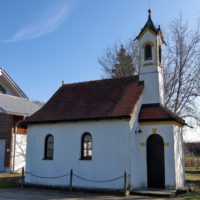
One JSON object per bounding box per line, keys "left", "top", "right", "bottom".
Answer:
{"left": 144, "top": 44, "right": 152, "bottom": 60}
{"left": 159, "top": 45, "right": 162, "bottom": 64}
{"left": 0, "top": 85, "right": 6, "bottom": 94}
{"left": 81, "top": 132, "right": 92, "bottom": 160}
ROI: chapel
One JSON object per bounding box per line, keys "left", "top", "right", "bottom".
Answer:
{"left": 22, "top": 10, "right": 185, "bottom": 190}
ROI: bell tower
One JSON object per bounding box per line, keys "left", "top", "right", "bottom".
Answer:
{"left": 137, "top": 9, "right": 165, "bottom": 105}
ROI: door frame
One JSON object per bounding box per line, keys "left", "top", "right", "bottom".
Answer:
{"left": 0, "top": 139, "right": 6, "bottom": 172}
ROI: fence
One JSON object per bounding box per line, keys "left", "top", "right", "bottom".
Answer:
{"left": 185, "top": 158, "right": 200, "bottom": 168}
{"left": 21, "top": 168, "right": 129, "bottom": 195}
{"left": 12, "top": 128, "right": 27, "bottom": 134}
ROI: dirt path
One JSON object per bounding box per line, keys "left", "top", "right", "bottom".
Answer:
{"left": 0, "top": 188, "right": 186, "bottom": 200}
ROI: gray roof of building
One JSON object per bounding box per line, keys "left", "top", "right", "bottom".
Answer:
{"left": 0, "top": 93, "right": 44, "bottom": 116}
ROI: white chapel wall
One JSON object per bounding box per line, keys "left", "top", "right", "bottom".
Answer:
{"left": 25, "top": 115, "right": 183, "bottom": 189}
{"left": 25, "top": 120, "right": 130, "bottom": 189}
{"left": 129, "top": 95, "right": 144, "bottom": 189}
{"left": 138, "top": 31, "right": 164, "bottom": 104}
{"left": 139, "top": 31, "right": 157, "bottom": 66}
{"left": 173, "top": 125, "right": 185, "bottom": 188}
{"left": 12, "top": 133, "right": 27, "bottom": 172}
{"left": 131, "top": 124, "right": 176, "bottom": 189}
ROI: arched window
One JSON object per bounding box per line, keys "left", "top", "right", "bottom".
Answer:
{"left": 159, "top": 45, "right": 162, "bottom": 64}
{"left": 44, "top": 134, "right": 54, "bottom": 160}
{"left": 0, "top": 85, "right": 6, "bottom": 94}
{"left": 81, "top": 132, "right": 92, "bottom": 160}
{"left": 144, "top": 44, "right": 152, "bottom": 60}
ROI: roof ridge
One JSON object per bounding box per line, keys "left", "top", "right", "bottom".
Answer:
{"left": 62, "top": 75, "right": 139, "bottom": 87}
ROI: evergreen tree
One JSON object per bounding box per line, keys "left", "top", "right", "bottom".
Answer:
{"left": 112, "top": 45, "right": 135, "bottom": 77}
{"left": 98, "top": 42, "right": 139, "bottom": 78}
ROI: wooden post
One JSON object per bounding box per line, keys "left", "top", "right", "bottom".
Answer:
{"left": 124, "top": 171, "right": 129, "bottom": 196}
{"left": 21, "top": 167, "right": 25, "bottom": 188}
{"left": 69, "top": 169, "right": 73, "bottom": 191}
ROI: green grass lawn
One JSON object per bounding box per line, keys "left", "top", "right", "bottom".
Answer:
{"left": 0, "top": 173, "right": 22, "bottom": 188}
{"left": 185, "top": 156, "right": 200, "bottom": 160}
{"left": 180, "top": 160, "right": 200, "bottom": 199}
{"left": 183, "top": 193, "right": 200, "bottom": 200}
{"left": 186, "top": 167, "right": 200, "bottom": 185}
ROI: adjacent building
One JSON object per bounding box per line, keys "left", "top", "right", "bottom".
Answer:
{"left": 0, "top": 68, "right": 43, "bottom": 172}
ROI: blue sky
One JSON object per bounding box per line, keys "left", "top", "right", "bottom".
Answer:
{"left": 1, "top": 0, "right": 200, "bottom": 102}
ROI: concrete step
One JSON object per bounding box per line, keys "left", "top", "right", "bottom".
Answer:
{"left": 131, "top": 188, "right": 178, "bottom": 197}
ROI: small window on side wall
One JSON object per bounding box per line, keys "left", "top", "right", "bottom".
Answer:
{"left": 0, "top": 85, "right": 6, "bottom": 94}
{"left": 144, "top": 44, "right": 152, "bottom": 60}
{"left": 159, "top": 45, "right": 162, "bottom": 64}
{"left": 44, "top": 134, "right": 54, "bottom": 160}
{"left": 81, "top": 132, "right": 92, "bottom": 160}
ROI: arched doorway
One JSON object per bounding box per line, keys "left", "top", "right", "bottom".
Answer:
{"left": 147, "top": 134, "right": 165, "bottom": 188}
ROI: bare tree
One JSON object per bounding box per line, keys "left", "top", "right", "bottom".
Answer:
{"left": 12, "top": 132, "right": 27, "bottom": 172}
{"left": 99, "top": 15, "right": 200, "bottom": 123}
{"left": 164, "top": 15, "right": 200, "bottom": 122}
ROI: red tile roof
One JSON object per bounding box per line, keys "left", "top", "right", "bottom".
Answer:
{"left": 139, "top": 104, "right": 186, "bottom": 125}
{"left": 22, "top": 76, "right": 144, "bottom": 125}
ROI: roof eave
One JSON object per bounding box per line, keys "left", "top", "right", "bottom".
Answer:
{"left": 20, "top": 115, "right": 131, "bottom": 127}
{"left": 0, "top": 111, "right": 29, "bottom": 117}
{"left": 0, "top": 68, "right": 28, "bottom": 99}
{"left": 139, "top": 118, "right": 186, "bottom": 126}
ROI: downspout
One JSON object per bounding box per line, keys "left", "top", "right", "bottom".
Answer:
{"left": 12, "top": 125, "right": 17, "bottom": 172}
{"left": 128, "top": 123, "right": 131, "bottom": 190}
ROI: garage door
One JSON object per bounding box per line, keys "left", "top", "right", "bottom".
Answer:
{"left": 0, "top": 140, "right": 5, "bottom": 172}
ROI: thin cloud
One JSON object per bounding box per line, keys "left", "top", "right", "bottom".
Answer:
{"left": 4, "top": 0, "right": 75, "bottom": 42}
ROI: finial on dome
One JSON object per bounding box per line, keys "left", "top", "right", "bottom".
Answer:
{"left": 148, "top": 9, "right": 152, "bottom": 15}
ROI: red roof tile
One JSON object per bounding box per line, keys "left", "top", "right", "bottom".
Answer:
{"left": 139, "top": 104, "right": 185, "bottom": 125}
{"left": 22, "top": 76, "right": 143, "bottom": 125}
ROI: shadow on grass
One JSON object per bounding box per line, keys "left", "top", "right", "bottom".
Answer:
{"left": 0, "top": 177, "right": 21, "bottom": 188}
{"left": 186, "top": 170, "right": 200, "bottom": 174}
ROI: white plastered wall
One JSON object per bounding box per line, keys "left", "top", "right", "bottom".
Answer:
{"left": 12, "top": 133, "right": 27, "bottom": 172}
{"left": 173, "top": 125, "right": 185, "bottom": 188}
{"left": 130, "top": 123, "right": 176, "bottom": 189}
{"left": 25, "top": 120, "right": 131, "bottom": 189}
{"left": 25, "top": 113, "right": 184, "bottom": 189}
{"left": 138, "top": 31, "right": 165, "bottom": 105}
{"left": 139, "top": 31, "right": 157, "bottom": 67}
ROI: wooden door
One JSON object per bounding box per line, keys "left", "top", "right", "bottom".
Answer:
{"left": 0, "top": 140, "right": 5, "bottom": 172}
{"left": 147, "top": 134, "right": 165, "bottom": 188}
